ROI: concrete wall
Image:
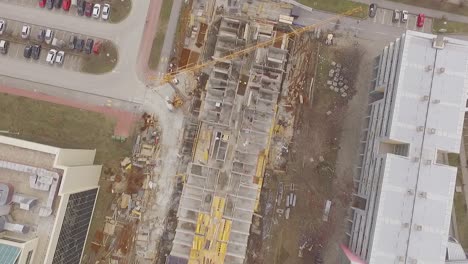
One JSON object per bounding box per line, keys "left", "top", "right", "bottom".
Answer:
{"left": 55, "top": 148, "right": 97, "bottom": 167}
{"left": 0, "top": 136, "right": 59, "bottom": 155}
{"left": 58, "top": 165, "right": 102, "bottom": 195}
{"left": 43, "top": 194, "right": 70, "bottom": 264}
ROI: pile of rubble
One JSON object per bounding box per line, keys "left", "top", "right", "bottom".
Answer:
{"left": 327, "top": 61, "right": 350, "bottom": 98}
{"left": 91, "top": 113, "right": 162, "bottom": 263}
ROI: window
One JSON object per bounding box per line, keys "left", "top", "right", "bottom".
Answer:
{"left": 25, "top": 250, "right": 33, "bottom": 264}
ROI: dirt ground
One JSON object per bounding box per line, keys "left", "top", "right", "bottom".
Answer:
{"left": 249, "top": 34, "right": 382, "bottom": 264}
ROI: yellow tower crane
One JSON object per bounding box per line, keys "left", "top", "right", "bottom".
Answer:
{"left": 151, "top": 7, "right": 362, "bottom": 106}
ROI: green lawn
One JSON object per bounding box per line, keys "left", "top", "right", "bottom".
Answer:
{"left": 433, "top": 18, "right": 468, "bottom": 34}
{"left": 81, "top": 41, "right": 119, "bottom": 74}
{"left": 109, "top": 0, "right": 132, "bottom": 23}
{"left": 296, "top": 0, "right": 368, "bottom": 18}
{"left": 149, "top": 0, "right": 174, "bottom": 70}
{"left": 389, "top": 0, "right": 468, "bottom": 17}
{"left": 0, "top": 93, "right": 132, "bottom": 164}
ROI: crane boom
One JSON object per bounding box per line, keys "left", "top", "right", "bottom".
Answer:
{"left": 151, "top": 6, "right": 362, "bottom": 85}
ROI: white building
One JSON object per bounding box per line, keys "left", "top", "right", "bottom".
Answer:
{"left": 0, "top": 136, "right": 102, "bottom": 264}
{"left": 342, "top": 31, "right": 468, "bottom": 264}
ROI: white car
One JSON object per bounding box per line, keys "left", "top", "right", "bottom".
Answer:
{"left": 0, "top": 20, "right": 6, "bottom": 35}
{"left": 45, "top": 29, "right": 54, "bottom": 45}
{"left": 101, "top": 4, "right": 110, "bottom": 20}
{"left": 46, "top": 49, "right": 57, "bottom": 64}
{"left": 21, "top": 25, "right": 30, "bottom": 39}
{"left": 92, "top": 4, "right": 101, "bottom": 18}
{"left": 55, "top": 51, "right": 64, "bottom": 65}
{"left": 401, "top": 10, "right": 409, "bottom": 23}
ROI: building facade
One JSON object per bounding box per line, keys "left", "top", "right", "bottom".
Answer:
{"left": 0, "top": 136, "right": 102, "bottom": 264}
{"left": 343, "top": 31, "right": 468, "bottom": 263}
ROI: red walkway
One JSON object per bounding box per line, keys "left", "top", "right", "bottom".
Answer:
{"left": 0, "top": 86, "right": 136, "bottom": 137}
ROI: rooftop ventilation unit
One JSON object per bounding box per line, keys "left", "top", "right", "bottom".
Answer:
{"left": 425, "top": 159, "right": 432, "bottom": 165}
{"left": 428, "top": 128, "right": 436, "bottom": 134}
{"left": 433, "top": 35, "right": 446, "bottom": 49}
{"left": 397, "top": 256, "right": 405, "bottom": 262}
{"left": 402, "top": 222, "right": 410, "bottom": 228}
{"left": 407, "top": 189, "right": 414, "bottom": 195}
{"left": 409, "top": 259, "right": 418, "bottom": 264}
{"left": 415, "top": 224, "right": 423, "bottom": 231}
{"left": 413, "top": 157, "right": 420, "bottom": 162}
{"left": 418, "top": 192, "right": 427, "bottom": 199}
{"left": 439, "top": 67, "right": 446, "bottom": 74}
{"left": 421, "top": 95, "right": 429, "bottom": 101}
{"left": 425, "top": 65, "right": 433, "bottom": 72}
{"left": 432, "top": 99, "right": 440, "bottom": 104}
{"left": 417, "top": 126, "right": 424, "bottom": 132}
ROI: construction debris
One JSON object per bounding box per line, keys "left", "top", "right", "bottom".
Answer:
{"left": 87, "top": 113, "right": 162, "bottom": 263}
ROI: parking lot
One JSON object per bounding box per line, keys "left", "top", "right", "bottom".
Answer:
{"left": 0, "top": 0, "right": 111, "bottom": 22}
{"left": 0, "top": 18, "right": 106, "bottom": 71}
{"left": 370, "top": 8, "right": 433, "bottom": 33}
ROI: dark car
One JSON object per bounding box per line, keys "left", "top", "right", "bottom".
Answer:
{"left": 75, "top": 39, "right": 84, "bottom": 52}
{"left": 77, "top": 0, "right": 85, "bottom": 16}
{"left": 46, "top": 0, "right": 54, "bottom": 9}
{"left": 32, "top": 45, "right": 41, "bottom": 60}
{"left": 37, "top": 29, "right": 45, "bottom": 42}
{"left": 84, "top": 2, "right": 94, "bottom": 17}
{"left": 84, "top": 38, "right": 94, "bottom": 54}
{"left": 315, "top": 252, "right": 323, "bottom": 264}
{"left": 54, "top": 0, "right": 62, "bottom": 8}
{"left": 68, "top": 35, "right": 77, "bottom": 50}
{"left": 369, "top": 3, "right": 377, "bottom": 18}
{"left": 23, "top": 45, "right": 32, "bottom": 59}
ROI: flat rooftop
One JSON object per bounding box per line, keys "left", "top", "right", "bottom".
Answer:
{"left": 369, "top": 31, "right": 468, "bottom": 264}
{"left": 0, "top": 142, "right": 62, "bottom": 264}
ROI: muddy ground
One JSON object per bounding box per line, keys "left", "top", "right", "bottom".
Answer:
{"left": 247, "top": 34, "right": 384, "bottom": 264}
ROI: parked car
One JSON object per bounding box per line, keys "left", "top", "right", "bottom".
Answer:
{"left": 75, "top": 38, "right": 84, "bottom": 52}
{"left": 0, "top": 40, "right": 9, "bottom": 54}
{"left": 0, "top": 20, "right": 6, "bottom": 35}
{"left": 32, "top": 45, "right": 41, "bottom": 60}
{"left": 23, "top": 45, "right": 32, "bottom": 59}
{"left": 68, "top": 35, "right": 77, "bottom": 49}
{"left": 92, "top": 41, "right": 101, "bottom": 54}
{"left": 38, "top": 0, "right": 46, "bottom": 8}
{"left": 54, "top": 0, "right": 62, "bottom": 8}
{"left": 46, "top": 49, "right": 57, "bottom": 64}
{"left": 84, "top": 38, "right": 94, "bottom": 54}
{"left": 55, "top": 51, "right": 64, "bottom": 64}
{"left": 77, "top": 0, "right": 85, "bottom": 16}
{"left": 401, "top": 10, "right": 408, "bottom": 23}
{"left": 21, "top": 25, "right": 31, "bottom": 39}
{"left": 417, "top": 13, "right": 425, "bottom": 27}
{"left": 368, "top": 3, "right": 377, "bottom": 18}
{"left": 92, "top": 4, "right": 101, "bottom": 18}
{"left": 102, "top": 4, "right": 110, "bottom": 20}
{"left": 45, "top": 29, "right": 54, "bottom": 44}
{"left": 392, "top": 9, "right": 400, "bottom": 22}
{"left": 46, "top": 0, "right": 54, "bottom": 9}
{"left": 37, "top": 29, "right": 45, "bottom": 42}
{"left": 85, "top": 2, "right": 93, "bottom": 17}
{"left": 62, "top": 0, "right": 71, "bottom": 11}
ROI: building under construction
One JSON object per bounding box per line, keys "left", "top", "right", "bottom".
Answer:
{"left": 167, "top": 16, "right": 288, "bottom": 264}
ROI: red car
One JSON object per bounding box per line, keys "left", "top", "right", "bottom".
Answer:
{"left": 62, "top": 0, "right": 71, "bottom": 11}
{"left": 38, "top": 0, "right": 46, "bottom": 7}
{"left": 417, "top": 13, "right": 425, "bottom": 27}
{"left": 84, "top": 2, "right": 94, "bottom": 17}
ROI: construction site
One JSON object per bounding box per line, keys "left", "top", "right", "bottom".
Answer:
{"left": 80, "top": 0, "right": 374, "bottom": 263}
{"left": 155, "top": 0, "right": 371, "bottom": 263}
